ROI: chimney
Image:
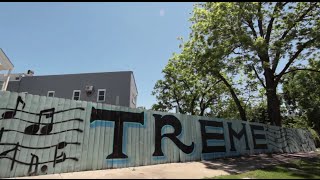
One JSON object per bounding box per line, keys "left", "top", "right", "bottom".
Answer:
{"left": 27, "top": 70, "right": 34, "bottom": 76}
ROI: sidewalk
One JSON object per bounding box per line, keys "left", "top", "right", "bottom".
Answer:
{"left": 12, "top": 151, "right": 319, "bottom": 179}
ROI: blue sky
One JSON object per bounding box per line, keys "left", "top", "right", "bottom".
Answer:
{"left": 0, "top": 2, "right": 195, "bottom": 109}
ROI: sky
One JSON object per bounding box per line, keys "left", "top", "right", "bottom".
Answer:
{"left": 0, "top": 2, "right": 196, "bottom": 109}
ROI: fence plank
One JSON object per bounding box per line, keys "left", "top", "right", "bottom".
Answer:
{"left": 86, "top": 101, "right": 96, "bottom": 170}
{"left": 53, "top": 98, "right": 71, "bottom": 174}
{"left": 47, "top": 97, "right": 65, "bottom": 175}
{"left": 91, "top": 102, "right": 101, "bottom": 171}
{"left": 32, "top": 95, "right": 54, "bottom": 177}
{"left": 79, "top": 101, "right": 92, "bottom": 171}
{"left": 0, "top": 92, "right": 16, "bottom": 178}
{"left": 74, "top": 100, "right": 86, "bottom": 172}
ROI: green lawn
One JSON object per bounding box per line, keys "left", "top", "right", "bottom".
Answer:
{"left": 209, "top": 153, "right": 320, "bottom": 179}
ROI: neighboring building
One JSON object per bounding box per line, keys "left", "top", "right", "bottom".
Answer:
{"left": 6, "top": 71, "right": 138, "bottom": 108}
{"left": 0, "top": 48, "right": 14, "bottom": 91}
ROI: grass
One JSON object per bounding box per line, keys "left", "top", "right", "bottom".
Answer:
{"left": 209, "top": 153, "right": 320, "bottom": 179}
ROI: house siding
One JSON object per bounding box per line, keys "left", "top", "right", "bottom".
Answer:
{"left": 6, "top": 71, "right": 133, "bottom": 107}
{"left": 129, "top": 73, "right": 138, "bottom": 108}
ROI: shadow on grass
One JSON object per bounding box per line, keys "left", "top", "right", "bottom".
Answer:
{"left": 201, "top": 152, "right": 320, "bottom": 179}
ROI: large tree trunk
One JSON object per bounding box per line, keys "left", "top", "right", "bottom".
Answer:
{"left": 264, "top": 68, "right": 282, "bottom": 126}
{"left": 217, "top": 73, "right": 247, "bottom": 121}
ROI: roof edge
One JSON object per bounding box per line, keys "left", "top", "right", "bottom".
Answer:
{"left": 130, "top": 72, "right": 138, "bottom": 95}
{"left": 0, "top": 48, "right": 14, "bottom": 70}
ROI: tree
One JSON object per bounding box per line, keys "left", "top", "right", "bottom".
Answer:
{"left": 282, "top": 59, "right": 320, "bottom": 134}
{"left": 152, "top": 41, "right": 226, "bottom": 116}
{"left": 187, "top": 2, "right": 320, "bottom": 126}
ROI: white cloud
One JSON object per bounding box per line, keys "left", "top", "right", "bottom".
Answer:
{"left": 160, "top": 9, "right": 165, "bottom": 16}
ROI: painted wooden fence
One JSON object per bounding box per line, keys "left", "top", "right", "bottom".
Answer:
{"left": 0, "top": 91, "right": 316, "bottom": 178}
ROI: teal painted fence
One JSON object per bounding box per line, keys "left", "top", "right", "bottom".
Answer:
{"left": 0, "top": 91, "right": 316, "bottom": 178}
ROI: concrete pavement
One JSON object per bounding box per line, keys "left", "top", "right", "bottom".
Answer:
{"left": 11, "top": 151, "right": 319, "bottom": 179}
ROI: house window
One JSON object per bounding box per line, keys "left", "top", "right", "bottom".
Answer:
{"left": 47, "top": 91, "right": 55, "bottom": 97}
{"left": 97, "top": 89, "right": 106, "bottom": 102}
{"left": 72, "top": 90, "right": 81, "bottom": 100}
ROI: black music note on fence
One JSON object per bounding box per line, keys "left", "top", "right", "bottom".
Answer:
{"left": 53, "top": 143, "right": 65, "bottom": 167}
{"left": 1, "top": 96, "right": 25, "bottom": 119}
{"left": 0, "top": 141, "right": 81, "bottom": 150}
{"left": 24, "top": 108, "right": 55, "bottom": 135}
{"left": 53, "top": 141, "right": 78, "bottom": 167}
{"left": 0, "top": 141, "right": 79, "bottom": 172}
{"left": 28, "top": 153, "right": 39, "bottom": 176}
{"left": 0, "top": 96, "right": 85, "bottom": 119}
{"left": 0, "top": 117, "right": 84, "bottom": 125}
{"left": 3, "top": 128, "right": 83, "bottom": 136}
{"left": 0, "top": 150, "right": 78, "bottom": 172}
{"left": 0, "top": 142, "right": 20, "bottom": 170}
{"left": 0, "top": 127, "right": 3, "bottom": 142}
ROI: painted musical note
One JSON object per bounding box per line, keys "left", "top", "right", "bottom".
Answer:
{"left": 24, "top": 108, "right": 55, "bottom": 135}
{"left": 0, "top": 141, "right": 79, "bottom": 174}
{"left": 54, "top": 152, "right": 67, "bottom": 166}
{"left": 57, "top": 141, "right": 69, "bottom": 149}
{"left": 1, "top": 96, "right": 25, "bottom": 119}
{"left": 0, "top": 141, "right": 80, "bottom": 150}
{"left": 53, "top": 142, "right": 79, "bottom": 168}
{"left": 28, "top": 153, "right": 39, "bottom": 176}
{"left": 1, "top": 96, "right": 85, "bottom": 119}
{"left": 27, "top": 153, "right": 48, "bottom": 175}
{"left": 0, "top": 117, "right": 84, "bottom": 125}
{"left": 0, "top": 127, "right": 3, "bottom": 142}
{"left": 39, "top": 108, "right": 55, "bottom": 135}
{"left": 0, "top": 95, "right": 84, "bottom": 176}
{"left": 53, "top": 144, "right": 64, "bottom": 167}
{"left": 3, "top": 128, "right": 83, "bottom": 136}
{"left": 0, "top": 142, "right": 20, "bottom": 170}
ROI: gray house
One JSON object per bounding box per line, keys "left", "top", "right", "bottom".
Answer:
{"left": 6, "top": 71, "right": 138, "bottom": 108}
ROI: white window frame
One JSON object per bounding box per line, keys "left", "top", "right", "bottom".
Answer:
{"left": 97, "top": 89, "right": 106, "bottom": 102}
{"left": 72, "top": 90, "right": 81, "bottom": 101}
{"left": 47, "top": 91, "right": 55, "bottom": 97}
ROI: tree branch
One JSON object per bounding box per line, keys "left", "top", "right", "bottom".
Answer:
{"left": 275, "top": 68, "right": 320, "bottom": 77}
{"left": 172, "top": 79, "right": 182, "bottom": 113}
{"left": 181, "top": 79, "right": 194, "bottom": 94}
{"left": 275, "top": 38, "right": 317, "bottom": 83}
{"left": 257, "top": 2, "right": 264, "bottom": 37}
{"left": 199, "top": 80, "right": 222, "bottom": 116}
{"left": 265, "top": 2, "right": 287, "bottom": 45}
{"left": 272, "top": 3, "right": 315, "bottom": 73}
{"left": 244, "top": 88, "right": 252, "bottom": 107}
{"left": 244, "top": 19, "right": 258, "bottom": 39}
{"left": 280, "top": 4, "right": 314, "bottom": 41}
{"left": 217, "top": 72, "right": 247, "bottom": 121}
{"left": 252, "top": 65, "right": 266, "bottom": 88}
{"left": 197, "top": 80, "right": 210, "bottom": 115}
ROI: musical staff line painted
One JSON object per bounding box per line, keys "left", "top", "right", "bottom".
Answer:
{"left": 0, "top": 156, "right": 79, "bottom": 166}
{"left": 0, "top": 141, "right": 80, "bottom": 150}
{"left": 0, "top": 118, "right": 84, "bottom": 124}
{"left": 3, "top": 128, "right": 83, "bottom": 135}
{"left": 1, "top": 107, "right": 85, "bottom": 118}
